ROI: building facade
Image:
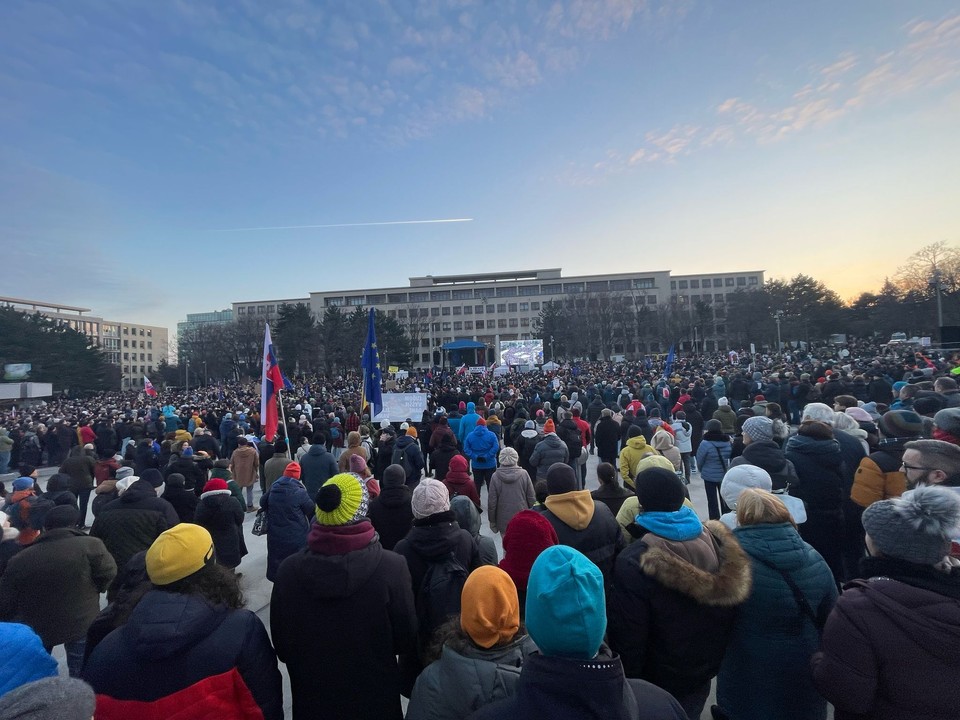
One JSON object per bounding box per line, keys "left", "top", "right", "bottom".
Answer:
{"left": 0, "top": 296, "right": 169, "bottom": 390}
{"left": 231, "top": 268, "right": 764, "bottom": 368}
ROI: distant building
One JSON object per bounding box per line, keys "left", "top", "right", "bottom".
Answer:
{"left": 230, "top": 268, "right": 764, "bottom": 368}
{"left": 0, "top": 296, "right": 169, "bottom": 390}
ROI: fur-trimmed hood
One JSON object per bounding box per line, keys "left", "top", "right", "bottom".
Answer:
{"left": 638, "top": 520, "right": 752, "bottom": 607}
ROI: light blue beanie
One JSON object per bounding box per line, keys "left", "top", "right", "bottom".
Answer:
{"left": 524, "top": 545, "right": 606, "bottom": 660}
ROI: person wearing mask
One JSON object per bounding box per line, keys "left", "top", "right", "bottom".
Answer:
{"left": 606, "top": 468, "right": 752, "bottom": 719}
{"left": 714, "top": 489, "right": 837, "bottom": 720}
{"left": 84, "top": 524, "right": 283, "bottom": 718}
{"left": 271, "top": 474, "right": 417, "bottom": 720}
{"left": 407, "top": 566, "right": 535, "bottom": 720}
{"left": 468, "top": 545, "right": 687, "bottom": 720}
{"left": 812, "top": 486, "right": 960, "bottom": 719}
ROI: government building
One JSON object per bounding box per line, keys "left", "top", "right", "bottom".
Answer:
{"left": 232, "top": 268, "right": 763, "bottom": 368}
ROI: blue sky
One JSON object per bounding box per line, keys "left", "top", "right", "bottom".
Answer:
{"left": 2, "top": 0, "right": 959, "bottom": 332}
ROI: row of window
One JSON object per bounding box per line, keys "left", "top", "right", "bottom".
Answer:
{"left": 123, "top": 365, "right": 152, "bottom": 374}
{"left": 123, "top": 353, "right": 153, "bottom": 361}
{"left": 122, "top": 340, "right": 152, "bottom": 348}
{"left": 236, "top": 305, "right": 276, "bottom": 315}
{"left": 671, "top": 276, "right": 758, "bottom": 290}
{"left": 321, "top": 278, "right": 659, "bottom": 307}
{"left": 122, "top": 327, "right": 152, "bottom": 336}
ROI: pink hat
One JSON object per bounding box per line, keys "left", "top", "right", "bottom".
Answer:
{"left": 846, "top": 407, "right": 873, "bottom": 423}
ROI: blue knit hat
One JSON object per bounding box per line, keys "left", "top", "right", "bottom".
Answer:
{"left": 12, "top": 477, "right": 33, "bottom": 492}
{"left": 525, "top": 545, "right": 605, "bottom": 660}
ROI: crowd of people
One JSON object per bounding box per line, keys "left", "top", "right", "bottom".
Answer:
{"left": 0, "top": 340, "right": 959, "bottom": 719}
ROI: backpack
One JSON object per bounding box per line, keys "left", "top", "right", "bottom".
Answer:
{"left": 329, "top": 425, "right": 341, "bottom": 440}
{"left": 6, "top": 495, "right": 55, "bottom": 531}
{"left": 559, "top": 424, "right": 582, "bottom": 462}
{"left": 391, "top": 443, "right": 416, "bottom": 478}
{"left": 417, "top": 552, "right": 469, "bottom": 648}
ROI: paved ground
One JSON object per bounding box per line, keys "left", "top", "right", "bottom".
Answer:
{"left": 22, "top": 457, "right": 830, "bottom": 719}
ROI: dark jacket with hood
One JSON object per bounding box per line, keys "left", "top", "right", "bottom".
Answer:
{"left": 163, "top": 454, "right": 205, "bottom": 491}
{"left": 194, "top": 488, "right": 247, "bottom": 569}
{"left": 607, "top": 520, "right": 752, "bottom": 700}
{"left": 516, "top": 428, "right": 542, "bottom": 479}
{"left": 467, "top": 648, "right": 687, "bottom": 720}
{"left": 394, "top": 434, "right": 426, "bottom": 486}
{"left": 442, "top": 455, "right": 482, "bottom": 510}
{"left": 451, "top": 496, "right": 499, "bottom": 566}
{"left": 368, "top": 470, "right": 414, "bottom": 551}
{"left": 90, "top": 479, "right": 179, "bottom": 574}
{"left": 430, "top": 433, "right": 459, "bottom": 482}
{"left": 540, "top": 491, "right": 624, "bottom": 583}
{"left": 84, "top": 589, "right": 283, "bottom": 720}
{"left": 260, "top": 475, "right": 315, "bottom": 582}
{"left": 594, "top": 416, "right": 621, "bottom": 463}
{"left": 528, "top": 434, "right": 568, "bottom": 480}
{"left": 298, "top": 443, "right": 339, "bottom": 498}
{"left": 161, "top": 474, "right": 200, "bottom": 524}
{"left": 812, "top": 557, "right": 960, "bottom": 720}
{"left": 271, "top": 520, "right": 418, "bottom": 720}
{"left": 730, "top": 440, "right": 799, "bottom": 493}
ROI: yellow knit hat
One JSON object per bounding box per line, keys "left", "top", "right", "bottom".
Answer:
{"left": 460, "top": 566, "right": 520, "bottom": 649}
{"left": 146, "top": 523, "right": 215, "bottom": 586}
{"left": 315, "top": 473, "right": 369, "bottom": 526}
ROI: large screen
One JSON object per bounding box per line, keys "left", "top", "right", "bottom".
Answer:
{"left": 499, "top": 339, "right": 543, "bottom": 366}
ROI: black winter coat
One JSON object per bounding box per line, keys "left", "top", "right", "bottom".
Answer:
{"left": 271, "top": 524, "right": 417, "bottom": 720}
{"left": 368, "top": 482, "right": 414, "bottom": 551}
{"left": 299, "top": 444, "right": 339, "bottom": 498}
{"left": 163, "top": 456, "right": 205, "bottom": 491}
{"left": 540, "top": 492, "right": 624, "bottom": 583}
{"left": 194, "top": 490, "right": 247, "bottom": 569}
{"left": 467, "top": 649, "right": 687, "bottom": 720}
{"left": 161, "top": 483, "right": 200, "bottom": 524}
{"left": 260, "top": 476, "right": 315, "bottom": 582}
{"left": 84, "top": 590, "right": 283, "bottom": 720}
{"left": 594, "top": 417, "right": 621, "bottom": 463}
{"left": 90, "top": 480, "right": 180, "bottom": 576}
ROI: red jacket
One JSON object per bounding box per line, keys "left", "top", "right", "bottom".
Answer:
{"left": 442, "top": 455, "right": 481, "bottom": 510}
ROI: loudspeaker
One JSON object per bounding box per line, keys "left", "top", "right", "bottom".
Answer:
{"left": 940, "top": 326, "right": 960, "bottom": 346}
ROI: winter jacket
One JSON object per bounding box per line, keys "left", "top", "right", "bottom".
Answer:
{"left": 730, "top": 440, "right": 799, "bottom": 492}
{"left": 607, "top": 520, "right": 752, "bottom": 701}
{"left": 163, "top": 456, "right": 205, "bottom": 491}
{"left": 487, "top": 466, "right": 536, "bottom": 534}
{"left": 260, "top": 476, "right": 315, "bottom": 582}
{"left": 368, "top": 474, "right": 414, "bottom": 551}
{"left": 59, "top": 453, "right": 97, "bottom": 493}
{"left": 271, "top": 521, "right": 417, "bottom": 720}
{"left": 591, "top": 482, "right": 633, "bottom": 518}
{"left": 850, "top": 447, "right": 906, "bottom": 508}
{"left": 716, "top": 522, "right": 837, "bottom": 720}
{"left": 228, "top": 445, "right": 259, "bottom": 489}
{"left": 195, "top": 490, "right": 247, "bottom": 569}
{"left": 161, "top": 483, "right": 200, "bottom": 524}
{"left": 408, "top": 634, "right": 536, "bottom": 720}
{"left": 0, "top": 528, "right": 116, "bottom": 647}
{"left": 594, "top": 417, "right": 621, "bottom": 462}
{"left": 90, "top": 480, "right": 180, "bottom": 575}
{"left": 430, "top": 434, "right": 459, "bottom": 482}
{"left": 467, "top": 648, "right": 688, "bottom": 720}
{"left": 451, "top": 496, "right": 499, "bottom": 566}
{"left": 812, "top": 557, "right": 960, "bottom": 720}
{"left": 442, "top": 455, "right": 482, "bottom": 510}
{"left": 670, "top": 421, "right": 693, "bottom": 454}
{"left": 463, "top": 425, "right": 500, "bottom": 471}
{"left": 540, "top": 491, "right": 624, "bottom": 583}
{"left": 84, "top": 590, "right": 283, "bottom": 720}
{"left": 394, "top": 435, "right": 426, "bottom": 486}
{"left": 713, "top": 405, "right": 738, "bottom": 435}
{"left": 528, "top": 434, "right": 568, "bottom": 480}
{"left": 785, "top": 434, "right": 845, "bottom": 579}
{"left": 617, "top": 435, "right": 657, "bottom": 489}
{"left": 299, "top": 443, "right": 339, "bottom": 498}
{"left": 516, "top": 429, "right": 542, "bottom": 479}
{"left": 458, "top": 404, "right": 482, "bottom": 446}
{"left": 651, "top": 431, "right": 682, "bottom": 472}
{"left": 696, "top": 433, "right": 732, "bottom": 483}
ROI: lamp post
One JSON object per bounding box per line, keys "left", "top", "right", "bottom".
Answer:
{"left": 931, "top": 269, "right": 945, "bottom": 333}
{"left": 772, "top": 310, "right": 784, "bottom": 355}
{"left": 185, "top": 358, "right": 189, "bottom": 392}
{"left": 203, "top": 361, "right": 207, "bottom": 387}
{"left": 550, "top": 334, "right": 555, "bottom": 362}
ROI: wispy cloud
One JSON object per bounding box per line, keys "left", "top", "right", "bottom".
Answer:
{"left": 563, "top": 12, "right": 960, "bottom": 184}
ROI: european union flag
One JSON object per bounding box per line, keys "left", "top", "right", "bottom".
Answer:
{"left": 361, "top": 308, "right": 383, "bottom": 417}
{"left": 664, "top": 344, "right": 676, "bottom": 378}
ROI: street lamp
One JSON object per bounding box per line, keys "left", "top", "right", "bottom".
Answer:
{"left": 772, "top": 310, "right": 785, "bottom": 354}
{"left": 550, "top": 334, "right": 555, "bottom": 362}
{"left": 931, "top": 269, "right": 945, "bottom": 332}
{"left": 203, "top": 361, "right": 207, "bottom": 386}
{"left": 185, "top": 358, "right": 189, "bottom": 392}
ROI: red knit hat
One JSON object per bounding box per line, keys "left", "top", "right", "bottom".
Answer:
{"left": 203, "top": 478, "right": 228, "bottom": 493}
{"left": 285, "top": 462, "right": 301, "bottom": 479}
{"left": 499, "top": 510, "right": 559, "bottom": 594}
{"left": 543, "top": 419, "right": 556, "bottom": 434}
{"left": 476, "top": 417, "right": 486, "bottom": 426}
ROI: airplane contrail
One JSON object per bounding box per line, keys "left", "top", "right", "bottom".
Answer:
{"left": 216, "top": 218, "right": 474, "bottom": 232}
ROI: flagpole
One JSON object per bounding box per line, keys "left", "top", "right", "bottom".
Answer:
{"left": 277, "top": 389, "right": 291, "bottom": 460}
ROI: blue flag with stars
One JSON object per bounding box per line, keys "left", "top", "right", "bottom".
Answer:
{"left": 361, "top": 308, "right": 383, "bottom": 417}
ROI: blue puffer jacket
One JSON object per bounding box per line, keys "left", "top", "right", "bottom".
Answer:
{"left": 696, "top": 435, "right": 732, "bottom": 483}
{"left": 716, "top": 522, "right": 837, "bottom": 720}
{"left": 463, "top": 425, "right": 500, "bottom": 470}
{"left": 458, "top": 403, "right": 481, "bottom": 446}
{"left": 260, "top": 476, "right": 315, "bottom": 582}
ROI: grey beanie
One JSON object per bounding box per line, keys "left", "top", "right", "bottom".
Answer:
{"left": 862, "top": 486, "right": 960, "bottom": 565}
{"left": 0, "top": 677, "right": 96, "bottom": 720}
{"left": 411, "top": 478, "right": 450, "bottom": 520}
{"left": 742, "top": 416, "right": 774, "bottom": 443}
{"left": 524, "top": 420, "right": 535, "bottom": 430}
{"left": 116, "top": 466, "right": 135, "bottom": 480}
{"left": 382, "top": 464, "right": 407, "bottom": 488}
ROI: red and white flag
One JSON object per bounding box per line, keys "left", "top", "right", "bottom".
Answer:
{"left": 456, "top": 364, "right": 468, "bottom": 376}
{"left": 143, "top": 376, "right": 158, "bottom": 397}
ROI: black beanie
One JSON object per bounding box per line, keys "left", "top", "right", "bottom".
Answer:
{"left": 44, "top": 504, "right": 80, "bottom": 530}
{"left": 165, "top": 473, "right": 186, "bottom": 488}
{"left": 636, "top": 468, "right": 686, "bottom": 512}
{"left": 140, "top": 468, "right": 164, "bottom": 488}
{"left": 628, "top": 425, "right": 644, "bottom": 439}
{"left": 546, "top": 463, "right": 578, "bottom": 495}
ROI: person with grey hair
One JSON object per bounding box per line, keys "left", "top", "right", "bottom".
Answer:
{"left": 812, "top": 486, "right": 960, "bottom": 719}
{"left": 0, "top": 676, "right": 96, "bottom": 720}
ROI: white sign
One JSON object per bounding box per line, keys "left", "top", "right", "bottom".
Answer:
{"left": 372, "top": 393, "right": 429, "bottom": 423}
{"left": 468, "top": 366, "right": 487, "bottom": 374}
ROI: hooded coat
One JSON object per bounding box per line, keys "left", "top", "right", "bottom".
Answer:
{"left": 540, "top": 491, "right": 624, "bottom": 582}
{"left": 368, "top": 472, "right": 414, "bottom": 551}
{"left": 695, "top": 432, "right": 732, "bottom": 483}
{"left": 812, "top": 557, "right": 960, "bottom": 720}
{"left": 730, "top": 440, "right": 799, "bottom": 492}
{"left": 651, "top": 431, "right": 682, "bottom": 472}
{"left": 84, "top": 590, "right": 283, "bottom": 720}
{"left": 259, "top": 476, "right": 315, "bottom": 582}
{"left": 463, "top": 425, "right": 501, "bottom": 471}
{"left": 430, "top": 432, "right": 460, "bottom": 482}
{"left": 528, "top": 434, "right": 568, "bottom": 480}
{"left": 194, "top": 489, "right": 247, "bottom": 569}
{"left": 271, "top": 521, "right": 418, "bottom": 720}
{"left": 487, "top": 465, "right": 536, "bottom": 535}
{"left": 716, "top": 522, "right": 837, "bottom": 720}
{"left": 451, "top": 496, "right": 499, "bottom": 566}
{"left": 458, "top": 403, "right": 482, "bottom": 446}
{"left": 394, "top": 434, "right": 426, "bottom": 486}
{"left": 516, "top": 429, "right": 542, "bottom": 479}
{"left": 442, "top": 455, "right": 482, "bottom": 510}
{"left": 298, "top": 443, "right": 339, "bottom": 498}
{"left": 161, "top": 478, "right": 200, "bottom": 524}
{"left": 713, "top": 405, "right": 738, "bottom": 435}
{"left": 606, "top": 520, "right": 752, "bottom": 701}
{"left": 617, "top": 435, "right": 657, "bottom": 489}
{"left": 594, "top": 416, "right": 621, "bottom": 463}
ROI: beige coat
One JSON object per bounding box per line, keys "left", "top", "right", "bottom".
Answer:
{"left": 229, "top": 445, "right": 260, "bottom": 488}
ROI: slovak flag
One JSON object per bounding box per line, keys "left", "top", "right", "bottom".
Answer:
{"left": 260, "top": 323, "right": 287, "bottom": 442}
{"left": 456, "top": 364, "right": 468, "bottom": 376}
{"left": 143, "top": 376, "right": 158, "bottom": 397}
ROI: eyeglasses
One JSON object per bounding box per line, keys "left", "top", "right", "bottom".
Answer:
{"left": 901, "top": 464, "right": 936, "bottom": 473}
